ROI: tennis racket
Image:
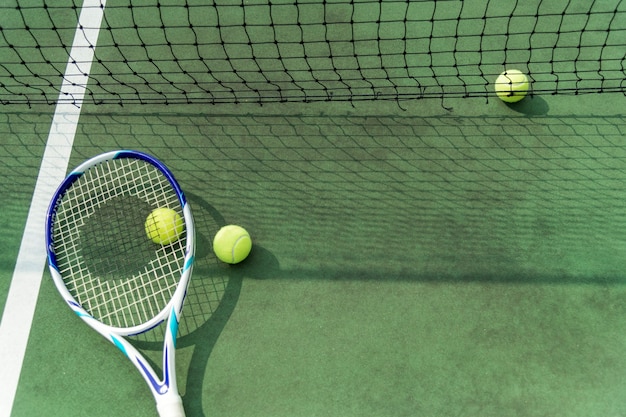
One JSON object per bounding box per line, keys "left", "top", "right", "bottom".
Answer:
{"left": 45, "top": 150, "right": 195, "bottom": 417}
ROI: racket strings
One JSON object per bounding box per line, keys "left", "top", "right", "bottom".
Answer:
{"left": 52, "top": 157, "right": 186, "bottom": 329}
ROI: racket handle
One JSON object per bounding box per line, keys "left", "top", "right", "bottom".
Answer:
{"left": 157, "top": 395, "right": 186, "bottom": 417}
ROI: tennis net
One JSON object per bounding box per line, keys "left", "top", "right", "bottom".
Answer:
{"left": 1, "top": 0, "right": 624, "bottom": 106}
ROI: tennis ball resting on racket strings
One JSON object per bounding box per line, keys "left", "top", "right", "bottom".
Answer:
{"left": 213, "top": 224, "right": 252, "bottom": 264}
{"left": 145, "top": 207, "right": 184, "bottom": 245}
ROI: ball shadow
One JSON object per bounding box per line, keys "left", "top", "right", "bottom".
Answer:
{"left": 504, "top": 95, "right": 550, "bottom": 116}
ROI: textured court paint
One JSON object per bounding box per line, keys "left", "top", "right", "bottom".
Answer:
{"left": 0, "top": 2, "right": 106, "bottom": 416}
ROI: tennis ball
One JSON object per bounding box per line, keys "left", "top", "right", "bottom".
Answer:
{"left": 213, "top": 225, "right": 252, "bottom": 264}
{"left": 495, "top": 69, "right": 529, "bottom": 103}
{"left": 145, "top": 207, "right": 184, "bottom": 245}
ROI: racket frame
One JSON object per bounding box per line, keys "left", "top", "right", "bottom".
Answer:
{"left": 45, "top": 150, "right": 195, "bottom": 417}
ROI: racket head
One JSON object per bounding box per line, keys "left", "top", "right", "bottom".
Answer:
{"left": 45, "top": 150, "right": 195, "bottom": 336}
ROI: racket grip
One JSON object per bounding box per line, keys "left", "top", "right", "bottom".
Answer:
{"left": 157, "top": 395, "right": 186, "bottom": 417}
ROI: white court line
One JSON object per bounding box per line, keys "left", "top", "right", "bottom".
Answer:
{"left": 0, "top": 1, "right": 105, "bottom": 416}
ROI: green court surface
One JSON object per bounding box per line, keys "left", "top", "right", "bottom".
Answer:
{"left": 2, "top": 1, "right": 626, "bottom": 417}
{"left": 4, "top": 96, "right": 626, "bottom": 417}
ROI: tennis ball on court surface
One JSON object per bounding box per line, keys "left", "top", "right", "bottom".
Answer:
{"left": 145, "top": 207, "right": 184, "bottom": 245}
{"left": 495, "top": 69, "right": 529, "bottom": 103}
{"left": 213, "top": 225, "right": 252, "bottom": 264}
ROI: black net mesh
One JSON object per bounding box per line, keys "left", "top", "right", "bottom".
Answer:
{"left": 1, "top": 0, "right": 624, "bottom": 106}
